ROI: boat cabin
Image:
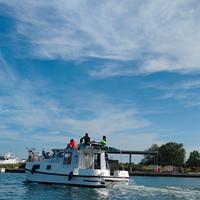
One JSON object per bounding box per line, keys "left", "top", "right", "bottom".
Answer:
{"left": 25, "top": 143, "right": 129, "bottom": 187}
{"left": 50, "top": 146, "right": 108, "bottom": 171}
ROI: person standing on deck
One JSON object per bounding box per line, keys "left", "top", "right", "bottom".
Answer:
{"left": 66, "top": 139, "right": 77, "bottom": 150}
{"left": 81, "top": 133, "right": 90, "bottom": 145}
{"left": 100, "top": 136, "right": 107, "bottom": 146}
{"left": 69, "top": 139, "right": 77, "bottom": 149}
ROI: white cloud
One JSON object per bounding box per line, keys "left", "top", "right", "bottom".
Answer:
{"left": 62, "top": 101, "right": 151, "bottom": 136}
{"left": 0, "top": 54, "right": 17, "bottom": 84}
{"left": 146, "top": 79, "right": 200, "bottom": 91}
{"left": 144, "top": 79, "right": 200, "bottom": 107}
{"left": 0, "top": 130, "right": 20, "bottom": 140}
{"left": 0, "top": 56, "right": 151, "bottom": 146}
{"left": 1, "top": 0, "right": 200, "bottom": 77}
{"left": 0, "top": 90, "right": 151, "bottom": 139}
{"left": 110, "top": 133, "right": 163, "bottom": 151}
{"left": 177, "top": 80, "right": 200, "bottom": 90}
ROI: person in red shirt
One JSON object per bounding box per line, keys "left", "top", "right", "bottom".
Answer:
{"left": 67, "top": 139, "right": 77, "bottom": 150}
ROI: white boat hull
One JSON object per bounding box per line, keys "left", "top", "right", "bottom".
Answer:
{"left": 104, "top": 177, "right": 129, "bottom": 182}
{"left": 105, "top": 170, "right": 129, "bottom": 182}
{"left": 25, "top": 168, "right": 129, "bottom": 186}
{"left": 25, "top": 169, "right": 106, "bottom": 187}
{"left": 0, "top": 159, "right": 18, "bottom": 165}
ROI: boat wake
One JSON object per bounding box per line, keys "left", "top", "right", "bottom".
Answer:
{"left": 107, "top": 182, "right": 200, "bottom": 200}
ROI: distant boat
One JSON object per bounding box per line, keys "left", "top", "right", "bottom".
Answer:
{"left": 0, "top": 168, "right": 5, "bottom": 173}
{"left": 25, "top": 142, "right": 129, "bottom": 187}
{"left": 0, "top": 153, "right": 19, "bottom": 165}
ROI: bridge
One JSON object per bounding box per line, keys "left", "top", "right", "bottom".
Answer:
{"left": 106, "top": 150, "right": 159, "bottom": 171}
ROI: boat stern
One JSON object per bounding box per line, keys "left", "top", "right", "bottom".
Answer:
{"left": 105, "top": 170, "right": 129, "bottom": 182}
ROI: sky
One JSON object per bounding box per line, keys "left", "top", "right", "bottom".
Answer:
{"left": 0, "top": 0, "right": 200, "bottom": 161}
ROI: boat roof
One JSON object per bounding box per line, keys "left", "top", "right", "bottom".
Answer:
{"left": 52, "top": 142, "right": 117, "bottom": 154}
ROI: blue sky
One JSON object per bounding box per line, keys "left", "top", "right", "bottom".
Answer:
{"left": 0, "top": 0, "right": 200, "bottom": 160}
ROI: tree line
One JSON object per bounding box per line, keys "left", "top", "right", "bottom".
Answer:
{"left": 140, "top": 142, "right": 200, "bottom": 168}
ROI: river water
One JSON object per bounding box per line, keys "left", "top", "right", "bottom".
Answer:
{"left": 0, "top": 173, "right": 200, "bottom": 200}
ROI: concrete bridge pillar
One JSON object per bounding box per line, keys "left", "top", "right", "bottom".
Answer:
{"left": 129, "top": 154, "right": 132, "bottom": 171}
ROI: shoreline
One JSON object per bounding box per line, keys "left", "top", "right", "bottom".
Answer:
{"left": 2, "top": 169, "right": 200, "bottom": 178}
{"left": 3, "top": 169, "right": 25, "bottom": 173}
{"left": 129, "top": 171, "right": 200, "bottom": 178}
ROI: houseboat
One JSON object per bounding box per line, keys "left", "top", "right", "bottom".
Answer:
{"left": 25, "top": 143, "right": 129, "bottom": 187}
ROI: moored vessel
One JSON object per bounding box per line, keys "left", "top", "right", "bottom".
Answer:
{"left": 0, "top": 153, "right": 19, "bottom": 165}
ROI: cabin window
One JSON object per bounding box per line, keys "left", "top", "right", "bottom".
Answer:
{"left": 0, "top": 157, "right": 5, "bottom": 160}
{"left": 63, "top": 152, "right": 72, "bottom": 165}
{"left": 84, "top": 153, "right": 93, "bottom": 169}
{"left": 94, "top": 153, "right": 101, "bottom": 169}
{"left": 46, "top": 165, "right": 51, "bottom": 170}
{"left": 32, "top": 164, "right": 40, "bottom": 171}
{"left": 78, "top": 153, "right": 93, "bottom": 169}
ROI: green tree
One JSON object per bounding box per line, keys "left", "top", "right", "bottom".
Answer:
{"left": 159, "top": 142, "right": 185, "bottom": 166}
{"left": 140, "top": 144, "right": 159, "bottom": 165}
{"left": 186, "top": 150, "right": 200, "bottom": 167}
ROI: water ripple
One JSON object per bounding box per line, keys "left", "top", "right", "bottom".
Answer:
{"left": 0, "top": 173, "right": 200, "bottom": 200}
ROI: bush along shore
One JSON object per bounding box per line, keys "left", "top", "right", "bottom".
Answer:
{"left": 0, "top": 163, "right": 25, "bottom": 173}
{"left": 119, "top": 163, "right": 200, "bottom": 178}
{"left": 1, "top": 163, "right": 200, "bottom": 177}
